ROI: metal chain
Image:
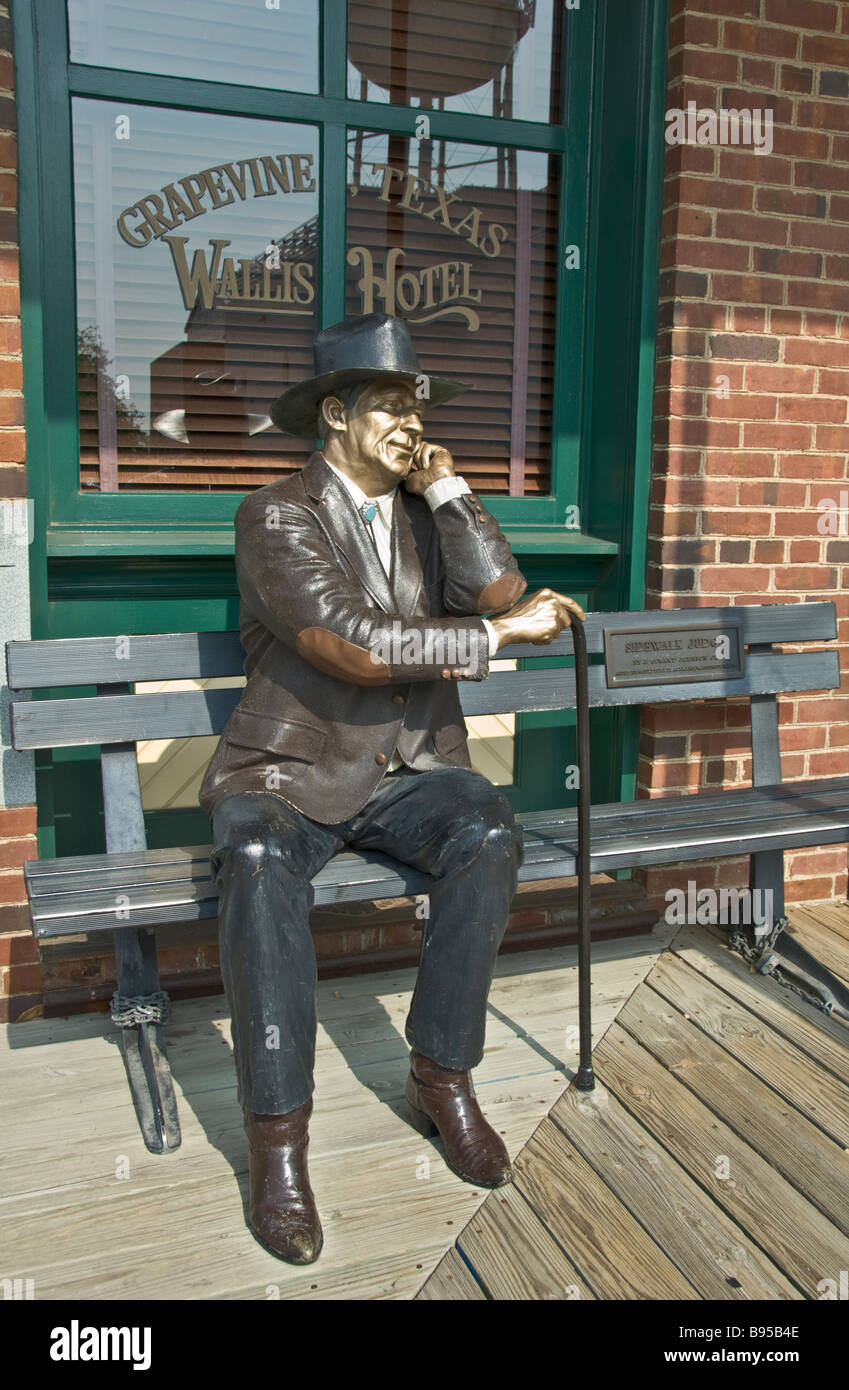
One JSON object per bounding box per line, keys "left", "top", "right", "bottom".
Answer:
{"left": 110, "top": 990, "right": 171, "bottom": 1028}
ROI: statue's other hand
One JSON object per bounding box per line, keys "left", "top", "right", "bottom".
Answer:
{"left": 403, "top": 441, "right": 456, "bottom": 495}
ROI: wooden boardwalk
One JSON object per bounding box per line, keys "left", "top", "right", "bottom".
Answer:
{"left": 419, "top": 905, "right": 849, "bottom": 1300}
{"left": 4, "top": 905, "right": 848, "bottom": 1300}
{"left": 0, "top": 923, "right": 674, "bottom": 1301}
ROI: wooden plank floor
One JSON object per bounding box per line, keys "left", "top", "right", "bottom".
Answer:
{"left": 421, "top": 904, "right": 849, "bottom": 1300}
{"left": 0, "top": 924, "right": 675, "bottom": 1301}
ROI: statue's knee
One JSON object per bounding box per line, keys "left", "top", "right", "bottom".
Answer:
{"left": 219, "top": 833, "right": 297, "bottom": 879}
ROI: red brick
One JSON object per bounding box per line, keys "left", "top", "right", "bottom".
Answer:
{"left": 756, "top": 187, "right": 825, "bottom": 218}
{"left": 741, "top": 58, "right": 776, "bottom": 87}
{"left": 801, "top": 34, "right": 849, "bottom": 65}
{"left": 0, "top": 807, "right": 36, "bottom": 837}
{"left": 810, "top": 750, "right": 849, "bottom": 775}
{"left": 709, "top": 333, "right": 780, "bottom": 361}
{"left": 785, "top": 338, "right": 849, "bottom": 366}
{"left": 723, "top": 21, "right": 800, "bottom": 57}
{"left": 785, "top": 394, "right": 848, "bottom": 425}
{"left": 662, "top": 388, "right": 705, "bottom": 416}
{"left": 816, "top": 425, "right": 849, "bottom": 449}
{"left": 800, "top": 97, "right": 849, "bottom": 131}
{"left": 712, "top": 273, "right": 785, "bottom": 304}
{"left": 666, "top": 205, "right": 713, "bottom": 238}
{"left": 0, "top": 358, "right": 21, "bottom": 389}
{"left": 742, "top": 479, "right": 806, "bottom": 505}
{"left": 794, "top": 161, "right": 847, "bottom": 192}
{"left": 774, "top": 565, "right": 836, "bottom": 589}
{"left": 657, "top": 329, "right": 708, "bottom": 359}
{"left": 675, "top": 238, "right": 751, "bottom": 271}
{"left": 777, "top": 121, "right": 834, "bottom": 158}
{"left": 704, "top": 510, "right": 772, "bottom": 535}
{"left": 789, "top": 539, "right": 825, "bottom": 561}
{"left": 753, "top": 541, "right": 787, "bottom": 563}
{"left": 826, "top": 255, "right": 849, "bottom": 281}
{"left": 664, "top": 418, "right": 740, "bottom": 447}
{"left": 780, "top": 65, "right": 814, "bottom": 93}
{"left": 764, "top": 0, "right": 838, "bottom": 30}
{"left": 704, "top": 450, "right": 775, "bottom": 475}
{"left": 679, "top": 176, "right": 754, "bottom": 211}
{"left": 742, "top": 422, "right": 814, "bottom": 448}
{"left": 746, "top": 364, "right": 816, "bottom": 391}
{"left": 785, "top": 849, "right": 848, "bottom": 877}
{"left": 833, "top": 136, "right": 849, "bottom": 163}
{"left": 664, "top": 144, "right": 717, "bottom": 178}
{"left": 0, "top": 932, "right": 38, "bottom": 967}
{"left": 0, "top": 319, "right": 19, "bottom": 352}
{"left": 0, "top": 429, "right": 25, "bottom": 464}
{"left": 669, "top": 359, "right": 745, "bottom": 389}
{"left": 668, "top": 12, "right": 720, "bottom": 47}
{"left": 1, "top": 962, "right": 42, "bottom": 996}
{"left": 753, "top": 247, "right": 821, "bottom": 278}
{"left": 770, "top": 309, "right": 804, "bottom": 335}
{"left": 728, "top": 308, "right": 768, "bottom": 334}
{"left": 707, "top": 392, "right": 777, "bottom": 419}
{"left": 786, "top": 875, "right": 838, "bottom": 901}
{"left": 818, "top": 369, "right": 849, "bottom": 394}
{"left": 668, "top": 48, "right": 740, "bottom": 84}
{"left": 701, "top": 566, "right": 770, "bottom": 591}
{"left": 789, "top": 280, "right": 849, "bottom": 313}
{"left": 0, "top": 837, "right": 36, "bottom": 870}
{"left": 832, "top": 196, "right": 849, "bottom": 221}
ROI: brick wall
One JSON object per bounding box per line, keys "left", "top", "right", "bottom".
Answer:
{"left": 642, "top": 0, "right": 849, "bottom": 913}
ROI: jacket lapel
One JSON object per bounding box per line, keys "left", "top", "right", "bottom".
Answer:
{"left": 302, "top": 452, "right": 396, "bottom": 612}
{"left": 391, "top": 494, "right": 425, "bottom": 619}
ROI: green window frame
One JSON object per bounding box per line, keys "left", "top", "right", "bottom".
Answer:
{"left": 15, "top": 0, "right": 598, "bottom": 558}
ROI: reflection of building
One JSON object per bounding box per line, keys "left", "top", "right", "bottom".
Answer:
{"left": 143, "top": 232, "right": 319, "bottom": 489}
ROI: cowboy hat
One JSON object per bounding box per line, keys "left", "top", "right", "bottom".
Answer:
{"left": 269, "top": 313, "right": 471, "bottom": 437}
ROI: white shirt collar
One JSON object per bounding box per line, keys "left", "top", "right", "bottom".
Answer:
{"left": 323, "top": 457, "right": 396, "bottom": 528}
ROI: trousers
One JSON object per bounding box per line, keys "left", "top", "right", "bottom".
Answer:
{"left": 209, "top": 767, "right": 524, "bottom": 1115}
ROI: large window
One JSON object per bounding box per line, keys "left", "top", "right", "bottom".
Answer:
{"left": 19, "top": 0, "right": 583, "bottom": 531}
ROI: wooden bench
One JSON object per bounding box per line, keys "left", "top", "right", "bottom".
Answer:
{"left": 7, "top": 600, "right": 849, "bottom": 1153}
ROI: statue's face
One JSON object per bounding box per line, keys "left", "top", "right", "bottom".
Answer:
{"left": 337, "top": 377, "right": 424, "bottom": 488}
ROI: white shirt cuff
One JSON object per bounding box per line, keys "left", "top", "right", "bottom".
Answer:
{"left": 481, "top": 617, "right": 498, "bottom": 656}
{"left": 423, "top": 475, "right": 471, "bottom": 510}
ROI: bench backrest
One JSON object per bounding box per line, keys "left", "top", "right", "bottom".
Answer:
{"left": 5, "top": 603, "right": 839, "bottom": 853}
{"left": 6, "top": 602, "right": 839, "bottom": 739}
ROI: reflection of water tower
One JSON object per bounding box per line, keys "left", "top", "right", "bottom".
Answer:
{"left": 348, "top": 0, "right": 536, "bottom": 189}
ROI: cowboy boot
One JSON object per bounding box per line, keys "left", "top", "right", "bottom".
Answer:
{"left": 243, "top": 1100, "right": 323, "bottom": 1264}
{"left": 405, "top": 1049, "right": 512, "bottom": 1188}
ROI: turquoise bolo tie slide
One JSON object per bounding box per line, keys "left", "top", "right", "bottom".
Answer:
{"left": 360, "top": 501, "right": 378, "bottom": 523}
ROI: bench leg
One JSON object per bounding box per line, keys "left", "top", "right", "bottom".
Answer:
{"left": 112, "top": 929, "right": 181, "bottom": 1153}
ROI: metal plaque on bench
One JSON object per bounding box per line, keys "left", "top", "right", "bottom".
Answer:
{"left": 604, "top": 620, "right": 745, "bottom": 688}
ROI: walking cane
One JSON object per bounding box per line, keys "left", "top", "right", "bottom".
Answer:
{"left": 570, "top": 613, "right": 595, "bottom": 1091}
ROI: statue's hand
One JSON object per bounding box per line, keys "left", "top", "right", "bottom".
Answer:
{"left": 403, "top": 441, "right": 456, "bottom": 496}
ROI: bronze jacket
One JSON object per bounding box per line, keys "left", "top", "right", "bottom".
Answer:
{"left": 198, "top": 452, "right": 527, "bottom": 824}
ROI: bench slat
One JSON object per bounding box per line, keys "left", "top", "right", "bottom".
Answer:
{"left": 9, "top": 650, "right": 840, "bottom": 749}
{"left": 23, "top": 776, "right": 849, "bottom": 937}
{"left": 22, "top": 774, "right": 849, "bottom": 899}
{"left": 5, "top": 602, "right": 837, "bottom": 689}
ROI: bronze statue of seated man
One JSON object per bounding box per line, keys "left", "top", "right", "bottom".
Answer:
{"left": 199, "top": 313, "right": 585, "bottom": 1264}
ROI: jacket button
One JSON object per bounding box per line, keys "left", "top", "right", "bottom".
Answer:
{"left": 375, "top": 752, "right": 387, "bottom": 765}
{"left": 391, "top": 693, "right": 405, "bottom": 705}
